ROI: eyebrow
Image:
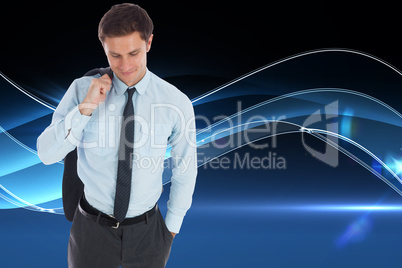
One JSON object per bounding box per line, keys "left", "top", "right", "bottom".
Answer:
{"left": 109, "top": 48, "right": 141, "bottom": 55}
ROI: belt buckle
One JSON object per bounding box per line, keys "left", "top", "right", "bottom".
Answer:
{"left": 109, "top": 214, "right": 120, "bottom": 229}
{"left": 112, "top": 221, "right": 120, "bottom": 229}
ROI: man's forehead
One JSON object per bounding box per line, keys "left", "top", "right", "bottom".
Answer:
{"left": 103, "top": 32, "right": 146, "bottom": 52}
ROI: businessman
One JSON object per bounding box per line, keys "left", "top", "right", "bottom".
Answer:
{"left": 37, "top": 3, "right": 197, "bottom": 267}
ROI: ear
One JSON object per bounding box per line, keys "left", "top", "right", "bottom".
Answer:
{"left": 146, "top": 34, "right": 154, "bottom": 52}
{"left": 102, "top": 41, "right": 109, "bottom": 56}
{"left": 102, "top": 42, "right": 112, "bottom": 65}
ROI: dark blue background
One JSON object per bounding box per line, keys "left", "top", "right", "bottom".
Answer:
{"left": 1, "top": 2, "right": 402, "bottom": 267}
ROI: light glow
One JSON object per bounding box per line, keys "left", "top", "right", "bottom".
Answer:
{"left": 298, "top": 205, "right": 402, "bottom": 211}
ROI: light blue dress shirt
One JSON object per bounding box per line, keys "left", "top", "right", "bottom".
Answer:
{"left": 37, "top": 69, "right": 197, "bottom": 233}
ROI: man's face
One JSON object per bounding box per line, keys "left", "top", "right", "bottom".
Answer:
{"left": 103, "top": 31, "right": 153, "bottom": 87}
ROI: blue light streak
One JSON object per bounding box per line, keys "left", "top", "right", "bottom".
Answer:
{"left": 298, "top": 205, "right": 402, "bottom": 211}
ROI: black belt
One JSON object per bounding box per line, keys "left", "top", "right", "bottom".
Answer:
{"left": 78, "top": 195, "right": 157, "bottom": 229}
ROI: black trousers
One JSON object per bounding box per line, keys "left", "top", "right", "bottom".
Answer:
{"left": 68, "top": 202, "right": 173, "bottom": 268}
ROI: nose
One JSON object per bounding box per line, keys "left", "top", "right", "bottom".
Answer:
{"left": 119, "top": 57, "right": 132, "bottom": 72}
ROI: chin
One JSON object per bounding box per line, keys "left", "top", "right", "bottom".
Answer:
{"left": 117, "top": 73, "right": 137, "bottom": 86}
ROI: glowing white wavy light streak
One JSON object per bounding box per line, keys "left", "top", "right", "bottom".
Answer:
{"left": 0, "top": 71, "right": 56, "bottom": 111}
{"left": 0, "top": 184, "right": 62, "bottom": 214}
{"left": 191, "top": 48, "right": 402, "bottom": 104}
{"left": 297, "top": 205, "right": 402, "bottom": 211}
{"left": 1, "top": 48, "right": 402, "bottom": 212}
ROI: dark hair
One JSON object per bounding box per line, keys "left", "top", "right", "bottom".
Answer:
{"left": 98, "top": 3, "right": 153, "bottom": 43}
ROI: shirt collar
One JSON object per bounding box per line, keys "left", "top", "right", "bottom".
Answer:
{"left": 112, "top": 68, "right": 150, "bottom": 96}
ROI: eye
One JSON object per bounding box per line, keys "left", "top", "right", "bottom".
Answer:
{"left": 111, "top": 54, "right": 120, "bottom": 58}
{"left": 130, "top": 52, "right": 138, "bottom": 57}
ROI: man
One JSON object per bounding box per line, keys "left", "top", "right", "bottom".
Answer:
{"left": 37, "top": 3, "right": 197, "bottom": 268}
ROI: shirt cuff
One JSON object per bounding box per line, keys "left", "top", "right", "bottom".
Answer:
{"left": 165, "top": 210, "right": 184, "bottom": 234}
{"left": 64, "top": 106, "right": 91, "bottom": 145}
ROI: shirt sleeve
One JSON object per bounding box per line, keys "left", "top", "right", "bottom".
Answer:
{"left": 164, "top": 93, "right": 198, "bottom": 233}
{"left": 37, "top": 79, "right": 91, "bottom": 165}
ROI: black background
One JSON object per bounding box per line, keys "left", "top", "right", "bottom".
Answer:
{"left": 1, "top": 2, "right": 401, "bottom": 95}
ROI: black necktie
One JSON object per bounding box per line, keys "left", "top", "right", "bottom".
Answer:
{"left": 114, "top": 87, "right": 136, "bottom": 222}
